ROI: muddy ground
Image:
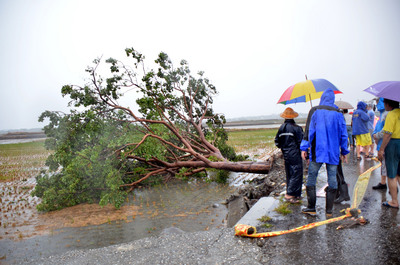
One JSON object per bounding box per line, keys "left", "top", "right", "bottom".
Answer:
{"left": 0, "top": 176, "right": 143, "bottom": 241}
{"left": 225, "top": 150, "right": 292, "bottom": 226}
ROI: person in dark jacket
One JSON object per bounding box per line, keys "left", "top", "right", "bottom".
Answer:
{"left": 334, "top": 110, "right": 351, "bottom": 204}
{"left": 352, "top": 101, "right": 372, "bottom": 160}
{"left": 300, "top": 88, "right": 349, "bottom": 216}
{"left": 275, "top": 107, "right": 304, "bottom": 203}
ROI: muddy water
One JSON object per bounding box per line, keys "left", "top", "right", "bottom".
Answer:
{"left": 0, "top": 178, "right": 239, "bottom": 262}
{"left": 0, "top": 138, "right": 267, "bottom": 263}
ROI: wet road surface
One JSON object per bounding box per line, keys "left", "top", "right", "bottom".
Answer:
{"left": 256, "top": 150, "right": 400, "bottom": 264}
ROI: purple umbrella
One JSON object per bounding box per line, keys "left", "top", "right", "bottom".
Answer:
{"left": 364, "top": 81, "right": 400, "bottom": 102}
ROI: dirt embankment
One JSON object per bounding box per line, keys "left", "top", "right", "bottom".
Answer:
{"left": 225, "top": 150, "right": 287, "bottom": 226}
{"left": 0, "top": 131, "right": 46, "bottom": 140}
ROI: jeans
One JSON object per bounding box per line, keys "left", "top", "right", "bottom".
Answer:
{"left": 385, "top": 138, "right": 400, "bottom": 179}
{"left": 306, "top": 161, "right": 338, "bottom": 189}
{"left": 346, "top": 125, "right": 353, "bottom": 146}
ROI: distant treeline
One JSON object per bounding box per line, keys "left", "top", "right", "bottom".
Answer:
{"left": 0, "top": 131, "right": 46, "bottom": 140}
{"left": 225, "top": 118, "right": 307, "bottom": 127}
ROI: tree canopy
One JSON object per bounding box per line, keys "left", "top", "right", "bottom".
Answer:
{"left": 32, "top": 48, "right": 271, "bottom": 211}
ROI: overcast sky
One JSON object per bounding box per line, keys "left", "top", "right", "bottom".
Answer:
{"left": 0, "top": 0, "right": 399, "bottom": 130}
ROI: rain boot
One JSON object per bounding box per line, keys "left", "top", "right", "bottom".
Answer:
{"left": 325, "top": 187, "right": 337, "bottom": 216}
{"left": 334, "top": 183, "right": 350, "bottom": 204}
{"left": 302, "top": 186, "right": 316, "bottom": 216}
{"left": 334, "top": 160, "right": 346, "bottom": 203}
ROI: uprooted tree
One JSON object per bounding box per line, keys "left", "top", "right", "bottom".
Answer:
{"left": 32, "top": 48, "right": 272, "bottom": 211}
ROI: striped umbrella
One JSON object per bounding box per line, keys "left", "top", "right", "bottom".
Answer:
{"left": 277, "top": 79, "right": 342, "bottom": 106}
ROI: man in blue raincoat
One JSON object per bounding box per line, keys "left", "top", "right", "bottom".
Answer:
{"left": 300, "top": 88, "right": 349, "bottom": 216}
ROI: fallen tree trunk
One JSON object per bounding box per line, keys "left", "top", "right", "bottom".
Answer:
{"left": 208, "top": 160, "right": 272, "bottom": 174}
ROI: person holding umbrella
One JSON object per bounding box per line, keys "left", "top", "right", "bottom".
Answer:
{"left": 377, "top": 98, "right": 400, "bottom": 209}
{"left": 334, "top": 103, "right": 353, "bottom": 204}
{"left": 274, "top": 107, "right": 304, "bottom": 203}
{"left": 363, "top": 81, "right": 400, "bottom": 207}
{"left": 300, "top": 88, "right": 349, "bottom": 216}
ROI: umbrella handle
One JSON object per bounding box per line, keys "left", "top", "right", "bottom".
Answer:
{"left": 306, "top": 75, "right": 312, "bottom": 107}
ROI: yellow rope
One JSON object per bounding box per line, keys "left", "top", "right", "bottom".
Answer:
{"left": 235, "top": 160, "right": 382, "bottom": 238}
{"left": 351, "top": 160, "right": 381, "bottom": 209}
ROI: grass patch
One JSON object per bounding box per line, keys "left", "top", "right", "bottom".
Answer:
{"left": 257, "top": 215, "right": 274, "bottom": 229}
{"left": 261, "top": 223, "right": 274, "bottom": 229}
{"left": 274, "top": 200, "right": 293, "bottom": 216}
{"left": 0, "top": 140, "right": 51, "bottom": 182}
{"left": 257, "top": 215, "right": 272, "bottom": 223}
{"left": 227, "top": 128, "right": 277, "bottom": 154}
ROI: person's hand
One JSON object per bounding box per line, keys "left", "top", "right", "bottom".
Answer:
{"left": 301, "top": 151, "right": 308, "bottom": 161}
{"left": 341, "top": 154, "right": 348, "bottom": 163}
{"left": 373, "top": 135, "right": 378, "bottom": 142}
{"left": 378, "top": 150, "right": 384, "bottom": 161}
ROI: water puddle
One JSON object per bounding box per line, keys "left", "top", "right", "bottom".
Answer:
{"left": 0, "top": 177, "right": 240, "bottom": 262}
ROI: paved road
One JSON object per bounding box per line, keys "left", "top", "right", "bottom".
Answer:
{"left": 9, "top": 151, "right": 400, "bottom": 264}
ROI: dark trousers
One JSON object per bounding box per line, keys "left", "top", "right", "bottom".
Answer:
{"left": 284, "top": 158, "right": 303, "bottom": 197}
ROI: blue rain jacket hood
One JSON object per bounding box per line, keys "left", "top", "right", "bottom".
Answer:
{"left": 357, "top": 101, "right": 367, "bottom": 111}
{"left": 352, "top": 101, "right": 370, "bottom": 135}
{"left": 300, "top": 88, "right": 349, "bottom": 165}
{"left": 319, "top": 87, "right": 335, "bottom": 107}
{"left": 376, "top": 98, "right": 385, "bottom": 113}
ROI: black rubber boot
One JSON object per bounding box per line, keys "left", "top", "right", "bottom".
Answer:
{"left": 326, "top": 187, "right": 337, "bottom": 216}
{"left": 335, "top": 189, "right": 340, "bottom": 201}
{"left": 334, "top": 183, "right": 350, "bottom": 204}
{"left": 302, "top": 186, "right": 316, "bottom": 216}
{"left": 335, "top": 160, "right": 345, "bottom": 201}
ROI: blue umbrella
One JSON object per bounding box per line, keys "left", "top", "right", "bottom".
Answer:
{"left": 364, "top": 81, "right": 400, "bottom": 102}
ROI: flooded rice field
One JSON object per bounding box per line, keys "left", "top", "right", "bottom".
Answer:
{"left": 0, "top": 177, "right": 236, "bottom": 239}
{"left": 0, "top": 176, "right": 246, "bottom": 262}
